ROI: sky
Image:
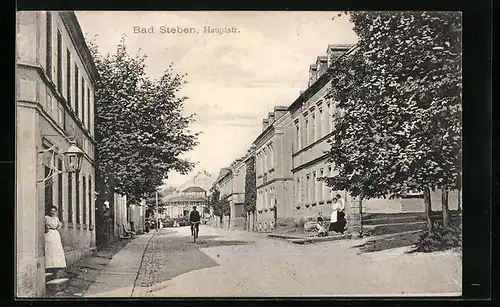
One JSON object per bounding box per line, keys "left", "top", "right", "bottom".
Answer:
{"left": 75, "top": 11, "right": 358, "bottom": 187}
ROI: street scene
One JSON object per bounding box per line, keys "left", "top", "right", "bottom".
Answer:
{"left": 82, "top": 226, "right": 460, "bottom": 297}
{"left": 16, "top": 11, "right": 463, "bottom": 298}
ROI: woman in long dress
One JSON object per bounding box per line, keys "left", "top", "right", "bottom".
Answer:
{"left": 329, "top": 195, "right": 346, "bottom": 233}
{"left": 45, "top": 206, "right": 66, "bottom": 273}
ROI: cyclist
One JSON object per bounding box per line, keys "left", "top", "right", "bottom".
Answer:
{"left": 189, "top": 205, "right": 201, "bottom": 237}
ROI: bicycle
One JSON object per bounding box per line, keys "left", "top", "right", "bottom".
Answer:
{"left": 191, "top": 221, "right": 200, "bottom": 243}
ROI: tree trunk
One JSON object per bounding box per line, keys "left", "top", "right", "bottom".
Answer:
{"left": 358, "top": 193, "right": 363, "bottom": 237}
{"left": 457, "top": 188, "right": 461, "bottom": 212}
{"left": 442, "top": 189, "right": 450, "bottom": 227}
{"left": 423, "top": 186, "right": 433, "bottom": 234}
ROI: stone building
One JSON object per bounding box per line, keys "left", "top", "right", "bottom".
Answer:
{"left": 289, "top": 44, "right": 461, "bottom": 231}
{"left": 228, "top": 158, "right": 247, "bottom": 229}
{"left": 289, "top": 44, "right": 356, "bottom": 225}
{"left": 16, "top": 11, "right": 98, "bottom": 296}
{"left": 253, "top": 106, "right": 294, "bottom": 232}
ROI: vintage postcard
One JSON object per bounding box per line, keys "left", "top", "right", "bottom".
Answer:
{"left": 16, "top": 11, "right": 463, "bottom": 298}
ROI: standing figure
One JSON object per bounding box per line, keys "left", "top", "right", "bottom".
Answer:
{"left": 329, "top": 195, "right": 346, "bottom": 234}
{"left": 45, "top": 206, "right": 66, "bottom": 275}
{"left": 335, "top": 193, "right": 347, "bottom": 233}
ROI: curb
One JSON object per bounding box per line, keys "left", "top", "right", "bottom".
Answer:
{"left": 289, "top": 233, "right": 351, "bottom": 244}
{"left": 267, "top": 232, "right": 350, "bottom": 244}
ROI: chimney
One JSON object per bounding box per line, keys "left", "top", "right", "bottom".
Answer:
{"left": 274, "top": 105, "right": 288, "bottom": 120}
{"left": 268, "top": 112, "right": 275, "bottom": 125}
{"left": 327, "top": 44, "right": 355, "bottom": 67}
{"left": 316, "top": 56, "right": 328, "bottom": 78}
{"left": 262, "top": 118, "right": 269, "bottom": 131}
{"left": 308, "top": 64, "right": 317, "bottom": 87}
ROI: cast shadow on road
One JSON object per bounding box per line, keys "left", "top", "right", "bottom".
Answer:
{"left": 352, "top": 231, "right": 421, "bottom": 253}
{"left": 133, "top": 234, "right": 254, "bottom": 291}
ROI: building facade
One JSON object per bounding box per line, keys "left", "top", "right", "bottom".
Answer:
{"left": 289, "top": 44, "right": 355, "bottom": 225}
{"left": 254, "top": 106, "right": 294, "bottom": 232}
{"left": 16, "top": 11, "right": 98, "bottom": 297}
{"left": 229, "top": 159, "right": 247, "bottom": 229}
{"left": 164, "top": 186, "right": 209, "bottom": 218}
{"left": 163, "top": 171, "right": 213, "bottom": 219}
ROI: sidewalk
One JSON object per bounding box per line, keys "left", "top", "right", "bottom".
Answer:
{"left": 84, "top": 232, "right": 155, "bottom": 297}
{"left": 55, "top": 236, "right": 133, "bottom": 297}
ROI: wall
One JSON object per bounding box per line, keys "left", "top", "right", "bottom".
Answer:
{"left": 16, "top": 11, "right": 97, "bottom": 297}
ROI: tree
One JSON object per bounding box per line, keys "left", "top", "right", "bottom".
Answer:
{"left": 244, "top": 156, "right": 256, "bottom": 231}
{"left": 209, "top": 187, "right": 223, "bottom": 225}
{"left": 325, "top": 12, "right": 462, "bottom": 233}
{"left": 244, "top": 156, "right": 257, "bottom": 213}
{"left": 87, "top": 35, "right": 199, "bottom": 203}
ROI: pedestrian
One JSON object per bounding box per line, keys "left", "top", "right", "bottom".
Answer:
{"left": 44, "top": 206, "right": 66, "bottom": 276}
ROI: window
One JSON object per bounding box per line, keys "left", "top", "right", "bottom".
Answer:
{"left": 326, "top": 102, "right": 331, "bottom": 133}
{"left": 56, "top": 30, "right": 62, "bottom": 92}
{"left": 57, "top": 105, "right": 64, "bottom": 127}
{"left": 306, "top": 174, "right": 310, "bottom": 202}
{"left": 304, "top": 119, "right": 309, "bottom": 146}
{"left": 58, "top": 158, "right": 63, "bottom": 221}
{"left": 296, "top": 178, "right": 301, "bottom": 203}
{"left": 328, "top": 166, "right": 333, "bottom": 198}
{"left": 83, "top": 175, "right": 87, "bottom": 224}
{"left": 76, "top": 172, "right": 80, "bottom": 224}
{"left": 319, "top": 169, "right": 324, "bottom": 201}
{"left": 87, "top": 87, "right": 91, "bottom": 129}
{"left": 295, "top": 123, "right": 300, "bottom": 151}
{"left": 312, "top": 114, "right": 316, "bottom": 142}
{"left": 81, "top": 77, "right": 85, "bottom": 121}
{"left": 66, "top": 49, "right": 71, "bottom": 104}
{"left": 46, "top": 12, "right": 52, "bottom": 79}
{"left": 74, "top": 65, "right": 79, "bottom": 114}
{"left": 312, "top": 172, "right": 317, "bottom": 202}
{"left": 46, "top": 93, "right": 53, "bottom": 114}
{"left": 44, "top": 165, "right": 53, "bottom": 207}
{"left": 89, "top": 175, "right": 94, "bottom": 225}
{"left": 68, "top": 172, "right": 73, "bottom": 223}
{"left": 318, "top": 108, "right": 323, "bottom": 137}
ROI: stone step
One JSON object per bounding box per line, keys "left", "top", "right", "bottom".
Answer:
{"left": 46, "top": 278, "right": 69, "bottom": 294}
{"left": 363, "top": 221, "right": 425, "bottom": 237}
{"left": 45, "top": 272, "right": 54, "bottom": 281}
{"left": 363, "top": 215, "right": 425, "bottom": 225}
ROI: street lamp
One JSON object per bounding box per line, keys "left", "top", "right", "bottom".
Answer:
{"left": 37, "top": 136, "right": 84, "bottom": 183}
{"left": 63, "top": 139, "right": 84, "bottom": 173}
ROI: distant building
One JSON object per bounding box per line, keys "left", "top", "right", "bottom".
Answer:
{"left": 16, "top": 11, "right": 98, "bottom": 297}
{"left": 163, "top": 171, "right": 213, "bottom": 218}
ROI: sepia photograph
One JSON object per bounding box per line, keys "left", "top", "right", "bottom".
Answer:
{"left": 16, "top": 10, "right": 464, "bottom": 298}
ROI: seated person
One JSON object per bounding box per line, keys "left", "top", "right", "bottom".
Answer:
{"left": 316, "top": 212, "right": 328, "bottom": 237}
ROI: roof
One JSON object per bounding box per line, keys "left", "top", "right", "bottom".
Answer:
{"left": 165, "top": 195, "right": 208, "bottom": 203}
{"left": 288, "top": 44, "right": 358, "bottom": 113}
{"left": 214, "top": 168, "right": 232, "bottom": 184}
{"left": 182, "top": 186, "right": 206, "bottom": 193}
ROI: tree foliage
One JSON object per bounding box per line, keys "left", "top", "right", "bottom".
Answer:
{"left": 88, "top": 36, "right": 198, "bottom": 203}
{"left": 244, "top": 156, "right": 257, "bottom": 212}
{"left": 209, "top": 187, "right": 222, "bottom": 217}
{"left": 325, "top": 12, "right": 462, "bottom": 200}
